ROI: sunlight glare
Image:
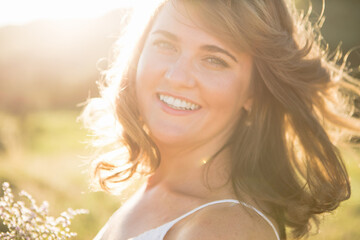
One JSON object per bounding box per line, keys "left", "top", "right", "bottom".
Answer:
{"left": 0, "top": 0, "right": 136, "bottom": 26}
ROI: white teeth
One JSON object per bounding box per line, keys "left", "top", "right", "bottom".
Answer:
{"left": 158, "top": 94, "right": 200, "bottom": 110}
{"left": 167, "top": 96, "right": 174, "bottom": 105}
{"left": 174, "top": 98, "right": 181, "bottom": 107}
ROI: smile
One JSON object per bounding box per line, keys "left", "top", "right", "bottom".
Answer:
{"left": 158, "top": 94, "right": 201, "bottom": 111}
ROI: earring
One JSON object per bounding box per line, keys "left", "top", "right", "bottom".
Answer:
{"left": 243, "top": 108, "right": 252, "bottom": 127}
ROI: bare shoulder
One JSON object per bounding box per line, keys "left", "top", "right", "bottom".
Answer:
{"left": 174, "top": 202, "right": 279, "bottom": 240}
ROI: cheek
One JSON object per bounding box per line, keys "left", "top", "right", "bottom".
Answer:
{"left": 136, "top": 50, "right": 165, "bottom": 91}
{"left": 135, "top": 50, "right": 167, "bottom": 118}
{"left": 199, "top": 71, "right": 249, "bottom": 112}
{"left": 136, "top": 62, "right": 154, "bottom": 99}
{"left": 136, "top": 51, "right": 151, "bottom": 86}
{"left": 135, "top": 53, "right": 152, "bottom": 113}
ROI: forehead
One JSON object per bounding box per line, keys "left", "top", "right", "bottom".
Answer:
{"left": 150, "top": 2, "right": 228, "bottom": 47}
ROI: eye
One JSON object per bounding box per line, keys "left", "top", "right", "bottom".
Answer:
{"left": 153, "top": 40, "right": 177, "bottom": 52}
{"left": 203, "top": 56, "right": 230, "bottom": 68}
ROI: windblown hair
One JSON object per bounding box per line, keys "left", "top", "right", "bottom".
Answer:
{"left": 81, "top": 0, "right": 360, "bottom": 238}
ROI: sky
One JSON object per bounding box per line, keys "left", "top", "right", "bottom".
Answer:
{"left": 0, "top": 0, "right": 136, "bottom": 27}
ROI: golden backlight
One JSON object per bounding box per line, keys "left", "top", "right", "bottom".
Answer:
{"left": 0, "top": 0, "right": 147, "bottom": 26}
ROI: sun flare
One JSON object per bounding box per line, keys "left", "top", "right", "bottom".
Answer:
{"left": 0, "top": 0, "right": 155, "bottom": 26}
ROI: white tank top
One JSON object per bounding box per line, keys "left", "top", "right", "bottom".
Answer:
{"left": 94, "top": 199, "right": 280, "bottom": 240}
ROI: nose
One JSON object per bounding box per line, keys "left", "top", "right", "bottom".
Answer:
{"left": 165, "top": 56, "right": 196, "bottom": 88}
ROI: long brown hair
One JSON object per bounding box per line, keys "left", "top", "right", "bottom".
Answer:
{"left": 81, "top": 0, "right": 360, "bottom": 238}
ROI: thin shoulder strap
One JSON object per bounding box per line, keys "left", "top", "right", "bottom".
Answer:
{"left": 239, "top": 201, "right": 280, "bottom": 240}
{"left": 165, "top": 199, "right": 280, "bottom": 240}
{"left": 130, "top": 199, "right": 242, "bottom": 240}
{"left": 171, "top": 199, "right": 241, "bottom": 223}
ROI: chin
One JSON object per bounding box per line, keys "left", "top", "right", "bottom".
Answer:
{"left": 149, "top": 129, "right": 192, "bottom": 147}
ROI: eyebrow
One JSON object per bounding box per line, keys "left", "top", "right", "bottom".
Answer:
{"left": 200, "top": 45, "right": 238, "bottom": 63}
{"left": 152, "top": 30, "right": 179, "bottom": 42}
{"left": 151, "top": 30, "right": 238, "bottom": 63}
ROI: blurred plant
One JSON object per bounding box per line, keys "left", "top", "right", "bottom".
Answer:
{"left": 0, "top": 182, "right": 88, "bottom": 239}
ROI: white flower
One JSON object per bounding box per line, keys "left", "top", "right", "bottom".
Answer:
{"left": 0, "top": 182, "right": 88, "bottom": 239}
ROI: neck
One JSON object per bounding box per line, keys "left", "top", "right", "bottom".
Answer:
{"left": 145, "top": 139, "right": 233, "bottom": 199}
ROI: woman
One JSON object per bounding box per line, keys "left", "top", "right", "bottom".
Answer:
{"left": 82, "top": 0, "right": 360, "bottom": 239}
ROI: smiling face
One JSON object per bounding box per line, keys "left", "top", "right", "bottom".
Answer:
{"left": 135, "top": 2, "right": 253, "bottom": 151}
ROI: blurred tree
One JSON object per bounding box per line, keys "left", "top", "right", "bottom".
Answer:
{"left": 296, "top": 0, "right": 360, "bottom": 69}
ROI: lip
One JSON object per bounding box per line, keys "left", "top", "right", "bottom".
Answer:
{"left": 156, "top": 92, "right": 202, "bottom": 116}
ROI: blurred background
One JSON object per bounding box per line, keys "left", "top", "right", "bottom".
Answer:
{"left": 0, "top": 0, "right": 359, "bottom": 239}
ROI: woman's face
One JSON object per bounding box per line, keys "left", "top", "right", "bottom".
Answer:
{"left": 136, "top": 2, "right": 253, "bottom": 150}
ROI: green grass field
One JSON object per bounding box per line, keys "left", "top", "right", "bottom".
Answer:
{"left": 0, "top": 110, "right": 359, "bottom": 239}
